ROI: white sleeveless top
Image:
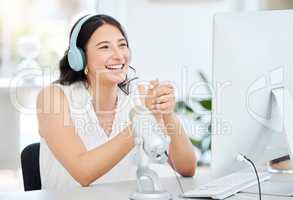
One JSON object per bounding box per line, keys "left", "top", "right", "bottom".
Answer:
{"left": 39, "top": 81, "right": 142, "bottom": 189}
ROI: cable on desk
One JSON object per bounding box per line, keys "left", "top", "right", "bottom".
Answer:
{"left": 164, "top": 151, "right": 185, "bottom": 194}
{"left": 237, "top": 153, "right": 262, "bottom": 200}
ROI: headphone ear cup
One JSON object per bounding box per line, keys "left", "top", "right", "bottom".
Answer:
{"left": 68, "top": 47, "right": 85, "bottom": 71}
{"left": 79, "top": 48, "right": 86, "bottom": 67}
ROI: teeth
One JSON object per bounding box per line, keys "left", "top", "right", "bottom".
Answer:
{"left": 106, "top": 64, "right": 124, "bottom": 70}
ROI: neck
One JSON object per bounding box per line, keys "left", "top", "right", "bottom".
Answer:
{"left": 87, "top": 78, "right": 118, "bottom": 112}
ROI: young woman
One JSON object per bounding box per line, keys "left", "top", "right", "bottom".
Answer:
{"left": 37, "top": 14, "right": 196, "bottom": 189}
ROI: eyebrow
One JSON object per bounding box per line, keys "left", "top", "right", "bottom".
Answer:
{"left": 96, "top": 41, "right": 109, "bottom": 46}
{"left": 118, "top": 38, "right": 126, "bottom": 43}
{"left": 96, "top": 38, "right": 127, "bottom": 46}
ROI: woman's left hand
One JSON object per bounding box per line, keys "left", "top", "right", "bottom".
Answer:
{"left": 150, "top": 81, "right": 176, "bottom": 115}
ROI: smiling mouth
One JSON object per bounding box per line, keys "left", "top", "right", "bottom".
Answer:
{"left": 105, "top": 64, "right": 125, "bottom": 70}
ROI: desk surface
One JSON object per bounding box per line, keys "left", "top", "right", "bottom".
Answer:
{"left": 1, "top": 169, "right": 293, "bottom": 200}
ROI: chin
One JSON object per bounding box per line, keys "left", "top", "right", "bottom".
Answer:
{"left": 108, "top": 74, "right": 127, "bottom": 85}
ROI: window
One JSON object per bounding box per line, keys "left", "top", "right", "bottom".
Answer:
{"left": 0, "top": 0, "right": 98, "bottom": 77}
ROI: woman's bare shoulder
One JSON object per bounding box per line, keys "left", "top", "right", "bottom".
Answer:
{"left": 36, "top": 84, "right": 69, "bottom": 114}
{"left": 37, "top": 84, "right": 73, "bottom": 138}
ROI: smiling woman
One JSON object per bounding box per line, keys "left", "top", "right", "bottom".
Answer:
{"left": 38, "top": 14, "right": 139, "bottom": 189}
{"left": 57, "top": 15, "right": 134, "bottom": 93}
{"left": 36, "top": 14, "right": 196, "bottom": 190}
{"left": 85, "top": 24, "right": 130, "bottom": 86}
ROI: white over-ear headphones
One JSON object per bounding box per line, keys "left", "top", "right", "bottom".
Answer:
{"left": 67, "top": 14, "right": 97, "bottom": 71}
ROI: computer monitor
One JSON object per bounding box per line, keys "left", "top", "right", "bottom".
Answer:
{"left": 211, "top": 9, "right": 293, "bottom": 178}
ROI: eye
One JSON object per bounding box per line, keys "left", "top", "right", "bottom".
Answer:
{"left": 99, "top": 45, "right": 109, "bottom": 49}
{"left": 119, "top": 43, "right": 128, "bottom": 47}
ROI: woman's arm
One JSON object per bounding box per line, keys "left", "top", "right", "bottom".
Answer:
{"left": 138, "top": 82, "right": 197, "bottom": 177}
{"left": 163, "top": 113, "right": 197, "bottom": 177}
{"left": 37, "top": 85, "right": 134, "bottom": 186}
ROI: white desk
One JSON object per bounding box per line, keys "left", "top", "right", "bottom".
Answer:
{"left": 1, "top": 169, "right": 293, "bottom": 200}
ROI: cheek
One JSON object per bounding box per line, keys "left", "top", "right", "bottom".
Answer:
{"left": 86, "top": 53, "right": 107, "bottom": 69}
{"left": 124, "top": 51, "right": 130, "bottom": 62}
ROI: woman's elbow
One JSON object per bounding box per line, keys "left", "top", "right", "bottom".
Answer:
{"left": 180, "top": 156, "right": 197, "bottom": 177}
{"left": 78, "top": 178, "right": 91, "bottom": 187}
{"left": 72, "top": 169, "right": 94, "bottom": 187}
{"left": 180, "top": 163, "right": 197, "bottom": 177}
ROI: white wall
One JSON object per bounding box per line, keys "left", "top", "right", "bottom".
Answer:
{"left": 127, "top": 0, "right": 227, "bottom": 86}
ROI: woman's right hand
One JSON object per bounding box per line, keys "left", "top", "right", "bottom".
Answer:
{"left": 145, "top": 79, "right": 163, "bottom": 123}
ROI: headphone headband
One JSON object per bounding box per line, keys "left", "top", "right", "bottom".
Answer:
{"left": 68, "top": 14, "right": 97, "bottom": 71}
{"left": 69, "top": 14, "right": 96, "bottom": 48}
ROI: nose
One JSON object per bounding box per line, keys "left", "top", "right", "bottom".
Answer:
{"left": 112, "top": 47, "right": 124, "bottom": 61}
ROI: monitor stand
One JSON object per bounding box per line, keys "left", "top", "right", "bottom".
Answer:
{"left": 269, "top": 87, "right": 293, "bottom": 174}
{"left": 267, "top": 155, "right": 293, "bottom": 174}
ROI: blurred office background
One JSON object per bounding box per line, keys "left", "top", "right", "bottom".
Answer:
{"left": 1, "top": 0, "right": 293, "bottom": 193}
